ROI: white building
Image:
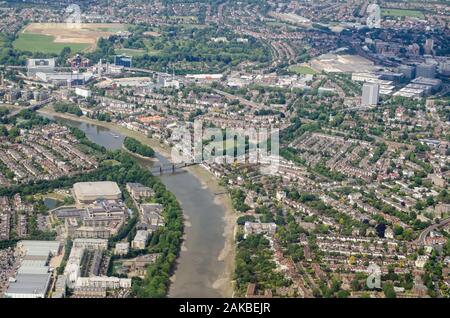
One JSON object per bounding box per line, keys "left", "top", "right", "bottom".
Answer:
{"left": 361, "top": 83, "right": 379, "bottom": 106}
{"left": 132, "top": 230, "right": 149, "bottom": 249}
{"left": 27, "top": 58, "right": 56, "bottom": 77}
{"left": 75, "top": 87, "right": 92, "bottom": 98}
{"left": 114, "top": 242, "right": 130, "bottom": 256}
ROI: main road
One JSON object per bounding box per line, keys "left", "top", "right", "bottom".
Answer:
{"left": 416, "top": 217, "right": 450, "bottom": 246}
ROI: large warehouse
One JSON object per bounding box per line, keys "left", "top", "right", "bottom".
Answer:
{"left": 4, "top": 241, "right": 61, "bottom": 298}
{"left": 73, "top": 181, "right": 122, "bottom": 204}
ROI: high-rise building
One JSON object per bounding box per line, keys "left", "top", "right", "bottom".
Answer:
{"left": 361, "top": 83, "right": 379, "bottom": 106}
{"left": 397, "top": 65, "right": 415, "bottom": 80}
{"left": 424, "top": 38, "right": 434, "bottom": 55}
{"left": 416, "top": 63, "right": 436, "bottom": 79}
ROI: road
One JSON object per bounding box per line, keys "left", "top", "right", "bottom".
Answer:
{"left": 416, "top": 217, "right": 450, "bottom": 245}
{"left": 212, "top": 88, "right": 264, "bottom": 109}
{"left": 3, "top": 97, "right": 54, "bottom": 119}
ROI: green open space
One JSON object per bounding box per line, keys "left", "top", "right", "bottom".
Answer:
{"left": 288, "top": 65, "right": 317, "bottom": 75}
{"left": 13, "top": 33, "right": 89, "bottom": 54}
{"left": 381, "top": 8, "right": 425, "bottom": 19}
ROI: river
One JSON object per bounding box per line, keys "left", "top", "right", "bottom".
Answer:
{"left": 43, "top": 114, "right": 231, "bottom": 298}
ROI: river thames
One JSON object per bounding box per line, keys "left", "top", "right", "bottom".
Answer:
{"left": 42, "top": 113, "right": 232, "bottom": 297}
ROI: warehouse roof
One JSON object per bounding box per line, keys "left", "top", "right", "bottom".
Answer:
{"left": 73, "top": 181, "right": 121, "bottom": 199}
{"left": 5, "top": 273, "right": 51, "bottom": 297}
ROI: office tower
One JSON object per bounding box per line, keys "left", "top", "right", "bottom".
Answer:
{"left": 398, "top": 65, "right": 415, "bottom": 80}
{"left": 416, "top": 63, "right": 436, "bottom": 79}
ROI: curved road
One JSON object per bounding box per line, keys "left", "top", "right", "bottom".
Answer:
{"left": 416, "top": 217, "right": 450, "bottom": 246}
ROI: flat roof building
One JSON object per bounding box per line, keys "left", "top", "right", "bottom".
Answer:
{"left": 27, "top": 58, "right": 56, "bottom": 77}
{"left": 362, "top": 83, "right": 380, "bottom": 106}
{"left": 4, "top": 240, "right": 61, "bottom": 298}
{"left": 73, "top": 181, "right": 122, "bottom": 204}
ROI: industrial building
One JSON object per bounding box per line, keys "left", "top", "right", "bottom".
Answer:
{"left": 351, "top": 72, "right": 394, "bottom": 95}
{"left": 73, "top": 181, "right": 122, "bottom": 204}
{"left": 35, "top": 72, "right": 93, "bottom": 87}
{"left": 4, "top": 240, "right": 61, "bottom": 298}
{"left": 27, "top": 58, "right": 56, "bottom": 77}
{"left": 394, "top": 77, "right": 442, "bottom": 98}
{"left": 361, "top": 83, "right": 380, "bottom": 106}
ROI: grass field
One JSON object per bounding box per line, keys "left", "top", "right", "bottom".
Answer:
{"left": 381, "top": 8, "right": 425, "bottom": 19}
{"left": 116, "top": 48, "right": 147, "bottom": 57}
{"left": 13, "top": 23, "right": 127, "bottom": 54}
{"left": 13, "top": 33, "right": 90, "bottom": 54}
{"left": 288, "top": 64, "right": 317, "bottom": 75}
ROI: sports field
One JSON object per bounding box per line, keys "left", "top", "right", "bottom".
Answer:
{"left": 13, "top": 23, "right": 127, "bottom": 54}
{"left": 288, "top": 64, "right": 317, "bottom": 75}
{"left": 381, "top": 8, "right": 425, "bottom": 19}
{"left": 13, "top": 33, "right": 90, "bottom": 54}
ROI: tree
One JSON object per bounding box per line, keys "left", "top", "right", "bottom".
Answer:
{"left": 383, "top": 282, "right": 396, "bottom": 298}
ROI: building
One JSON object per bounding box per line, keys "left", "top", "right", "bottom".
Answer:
{"left": 114, "top": 55, "right": 132, "bottom": 68}
{"left": 5, "top": 240, "right": 61, "bottom": 298}
{"left": 158, "top": 74, "right": 180, "bottom": 89}
{"left": 439, "top": 61, "right": 450, "bottom": 76}
{"left": 126, "top": 183, "right": 154, "bottom": 201}
{"left": 73, "top": 181, "right": 122, "bottom": 204}
{"left": 244, "top": 222, "right": 277, "bottom": 238}
{"left": 27, "top": 58, "right": 56, "bottom": 77}
{"left": 64, "top": 239, "right": 108, "bottom": 288}
{"left": 397, "top": 65, "right": 415, "bottom": 80}
{"left": 114, "top": 242, "right": 130, "bottom": 256}
{"left": 35, "top": 72, "right": 93, "bottom": 86}
{"left": 74, "top": 226, "right": 111, "bottom": 239}
{"left": 132, "top": 230, "right": 149, "bottom": 249}
{"left": 75, "top": 87, "right": 92, "bottom": 98}
{"left": 411, "top": 77, "right": 442, "bottom": 92}
{"left": 75, "top": 276, "right": 131, "bottom": 289}
{"left": 361, "top": 83, "right": 379, "bottom": 106}
{"left": 424, "top": 38, "right": 434, "bottom": 55}
{"left": 318, "top": 87, "right": 336, "bottom": 95}
{"left": 0, "top": 212, "right": 11, "bottom": 240}
{"left": 415, "top": 255, "right": 429, "bottom": 269}
{"left": 429, "top": 174, "right": 447, "bottom": 188}
{"left": 67, "top": 54, "right": 90, "bottom": 68}
{"left": 416, "top": 63, "right": 436, "bottom": 79}
{"left": 52, "top": 275, "right": 67, "bottom": 298}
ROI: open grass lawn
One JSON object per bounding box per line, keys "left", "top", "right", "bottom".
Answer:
{"left": 381, "top": 8, "right": 425, "bottom": 19}
{"left": 13, "top": 33, "right": 89, "bottom": 54}
{"left": 288, "top": 64, "right": 317, "bottom": 75}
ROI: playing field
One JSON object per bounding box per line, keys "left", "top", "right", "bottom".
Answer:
{"left": 13, "top": 23, "right": 127, "bottom": 54}
{"left": 381, "top": 8, "right": 425, "bottom": 19}
{"left": 13, "top": 33, "right": 90, "bottom": 54}
{"left": 288, "top": 64, "right": 317, "bottom": 75}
